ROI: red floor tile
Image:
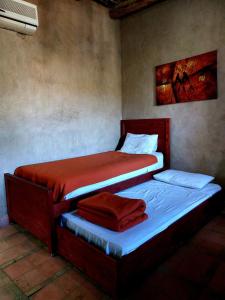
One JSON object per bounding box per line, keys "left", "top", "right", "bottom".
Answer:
{"left": 54, "top": 269, "right": 80, "bottom": 294}
{"left": 132, "top": 271, "right": 198, "bottom": 300}
{"left": 15, "top": 268, "right": 46, "bottom": 293}
{"left": 0, "top": 233, "right": 30, "bottom": 254}
{"left": 27, "top": 249, "right": 50, "bottom": 266}
{"left": 37, "top": 256, "right": 67, "bottom": 277}
{"left": 198, "top": 289, "right": 225, "bottom": 300}
{"left": 4, "top": 258, "right": 33, "bottom": 280}
{"left": 203, "top": 216, "right": 225, "bottom": 234}
{"left": 0, "top": 282, "right": 26, "bottom": 300}
{"left": 193, "top": 229, "right": 225, "bottom": 248}
{"left": 173, "top": 252, "right": 217, "bottom": 284}
{"left": 31, "top": 282, "right": 66, "bottom": 300}
{"left": 65, "top": 285, "right": 103, "bottom": 300}
{"left": 0, "top": 225, "right": 17, "bottom": 240}
{"left": 209, "top": 262, "right": 225, "bottom": 296}
{"left": 0, "top": 270, "right": 11, "bottom": 288}
{"left": 65, "top": 288, "right": 88, "bottom": 300}
{"left": 190, "top": 238, "right": 225, "bottom": 257}
{"left": 0, "top": 214, "right": 224, "bottom": 300}
{"left": 14, "top": 255, "right": 67, "bottom": 294}
{"left": 0, "top": 240, "right": 37, "bottom": 266}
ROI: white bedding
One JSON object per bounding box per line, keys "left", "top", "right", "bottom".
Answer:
{"left": 65, "top": 152, "right": 163, "bottom": 200}
{"left": 61, "top": 180, "right": 221, "bottom": 257}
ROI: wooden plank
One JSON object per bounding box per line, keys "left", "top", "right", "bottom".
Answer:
{"left": 109, "top": 0, "right": 166, "bottom": 19}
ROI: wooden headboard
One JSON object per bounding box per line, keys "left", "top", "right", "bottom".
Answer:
{"left": 117, "top": 118, "right": 170, "bottom": 169}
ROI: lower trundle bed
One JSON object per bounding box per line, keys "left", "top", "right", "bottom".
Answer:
{"left": 56, "top": 179, "right": 224, "bottom": 296}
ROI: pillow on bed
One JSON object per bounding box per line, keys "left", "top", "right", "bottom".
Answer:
{"left": 153, "top": 169, "right": 214, "bottom": 189}
{"left": 120, "top": 133, "right": 158, "bottom": 155}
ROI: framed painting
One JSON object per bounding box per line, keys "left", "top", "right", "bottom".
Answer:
{"left": 155, "top": 50, "right": 217, "bottom": 105}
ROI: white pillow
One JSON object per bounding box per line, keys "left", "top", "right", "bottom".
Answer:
{"left": 120, "top": 133, "right": 158, "bottom": 155}
{"left": 153, "top": 169, "right": 214, "bottom": 189}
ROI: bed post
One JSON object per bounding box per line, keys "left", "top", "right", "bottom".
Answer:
{"left": 164, "top": 118, "right": 170, "bottom": 169}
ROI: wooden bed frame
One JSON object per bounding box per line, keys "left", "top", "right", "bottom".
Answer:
{"left": 4, "top": 118, "right": 170, "bottom": 254}
{"left": 56, "top": 189, "right": 224, "bottom": 297}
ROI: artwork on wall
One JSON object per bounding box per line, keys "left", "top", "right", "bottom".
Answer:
{"left": 155, "top": 50, "right": 217, "bottom": 105}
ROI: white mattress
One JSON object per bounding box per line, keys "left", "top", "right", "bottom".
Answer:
{"left": 65, "top": 152, "right": 163, "bottom": 199}
{"left": 61, "top": 180, "right": 221, "bottom": 257}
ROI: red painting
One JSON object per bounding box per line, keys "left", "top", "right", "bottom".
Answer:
{"left": 156, "top": 51, "right": 217, "bottom": 105}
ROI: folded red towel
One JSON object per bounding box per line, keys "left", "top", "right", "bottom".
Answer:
{"left": 76, "top": 192, "right": 148, "bottom": 232}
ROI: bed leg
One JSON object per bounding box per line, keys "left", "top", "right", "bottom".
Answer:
{"left": 47, "top": 228, "right": 57, "bottom": 257}
{"left": 8, "top": 215, "right": 15, "bottom": 224}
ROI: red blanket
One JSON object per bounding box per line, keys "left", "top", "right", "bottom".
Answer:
{"left": 76, "top": 192, "right": 148, "bottom": 232}
{"left": 15, "top": 151, "right": 157, "bottom": 203}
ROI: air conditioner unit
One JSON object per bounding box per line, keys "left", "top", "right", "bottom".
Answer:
{"left": 0, "top": 0, "right": 38, "bottom": 35}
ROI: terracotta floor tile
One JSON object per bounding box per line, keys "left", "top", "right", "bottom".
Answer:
{"left": 174, "top": 252, "right": 217, "bottom": 284}
{"left": 70, "top": 267, "right": 87, "bottom": 285}
{"left": 14, "top": 256, "right": 67, "bottom": 294}
{"left": 80, "top": 279, "right": 104, "bottom": 298}
{"left": 190, "top": 238, "right": 225, "bottom": 257}
{"left": 0, "top": 225, "right": 17, "bottom": 240}
{"left": 54, "top": 269, "right": 80, "bottom": 294}
{"left": 0, "top": 286, "right": 18, "bottom": 300}
{"left": 193, "top": 230, "right": 225, "bottom": 248}
{"left": 203, "top": 216, "right": 225, "bottom": 234}
{"left": 163, "top": 245, "right": 198, "bottom": 271}
{"left": 131, "top": 271, "right": 199, "bottom": 300}
{"left": 0, "top": 240, "right": 36, "bottom": 266}
{"left": 198, "top": 289, "right": 225, "bottom": 300}
{"left": 1, "top": 218, "right": 225, "bottom": 300}
{"left": 37, "top": 256, "right": 67, "bottom": 277}
{"left": 15, "top": 268, "right": 44, "bottom": 292}
{"left": 65, "top": 285, "right": 103, "bottom": 300}
{"left": 0, "top": 233, "right": 30, "bottom": 254}
{"left": 31, "top": 282, "right": 65, "bottom": 300}
{"left": 0, "top": 270, "right": 11, "bottom": 288}
{"left": 4, "top": 257, "right": 34, "bottom": 280}
{"left": 209, "top": 262, "right": 225, "bottom": 295}
{"left": 63, "top": 287, "right": 86, "bottom": 300}
{"left": 27, "top": 249, "right": 50, "bottom": 267}
{"left": 0, "top": 282, "right": 27, "bottom": 300}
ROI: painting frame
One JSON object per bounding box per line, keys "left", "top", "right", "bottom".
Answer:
{"left": 155, "top": 50, "right": 218, "bottom": 106}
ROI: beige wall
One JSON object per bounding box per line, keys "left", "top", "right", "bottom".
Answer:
{"left": 121, "top": 0, "right": 225, "bottom": 185}
{"left": 0, "top": 0, "right": 122, "bottom": 224}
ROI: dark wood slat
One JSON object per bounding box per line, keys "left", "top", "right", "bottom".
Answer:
{"left": 110, "top": 0, "right": 166, "bottom": 19}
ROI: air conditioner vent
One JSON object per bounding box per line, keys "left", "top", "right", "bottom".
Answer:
{"left": 0, "top": 0, "right": 36, "bottom": 19}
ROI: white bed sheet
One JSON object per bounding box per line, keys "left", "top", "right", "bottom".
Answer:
{"left": 65, "top": 152, "right": 163, "bottom": 200}
{"left": 61, "top": 180, "right": 221, "bottom": 257}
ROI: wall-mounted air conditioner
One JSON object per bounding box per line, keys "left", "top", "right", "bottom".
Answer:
{"left": 0, "top": 0, "right": 38, "bottom": 35}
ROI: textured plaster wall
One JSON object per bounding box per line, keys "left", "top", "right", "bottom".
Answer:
{"left": 0, "top": 0, "right": 121, "bottom": 224}
{"left": 121, "top": 0, "right": 225, "bottom": 185}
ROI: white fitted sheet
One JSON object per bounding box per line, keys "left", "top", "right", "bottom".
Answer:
{"left": 61, "top": 180, "right": 221, "bottom": 257}
{"left": 65, "top": 152, "right": 163, "bottom": 199}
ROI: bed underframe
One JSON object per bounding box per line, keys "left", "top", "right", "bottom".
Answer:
{"left": 4, "top": 118, "right": 170, "bottom": 254}
{"left": 57, "top": 189, "right": 224, "bottom": 297}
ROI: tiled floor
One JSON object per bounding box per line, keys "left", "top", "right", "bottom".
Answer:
{"left": 0, "top": 209, "right": 225, "bottom": 300}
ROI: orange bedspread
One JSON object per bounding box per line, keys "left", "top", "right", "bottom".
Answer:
{"left": 76, "top": 192, "right": 148, "bottom": 232}
{"left": 15, "top": 151, "right": 157, "bottom": 203}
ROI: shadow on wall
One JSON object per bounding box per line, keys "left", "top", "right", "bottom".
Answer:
{"left": 215, "top": 155, "right": 225, "bottom": 187}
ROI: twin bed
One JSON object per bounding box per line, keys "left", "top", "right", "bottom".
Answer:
{"left": 4, "top": 118, "right": 223, "bottom": 296}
